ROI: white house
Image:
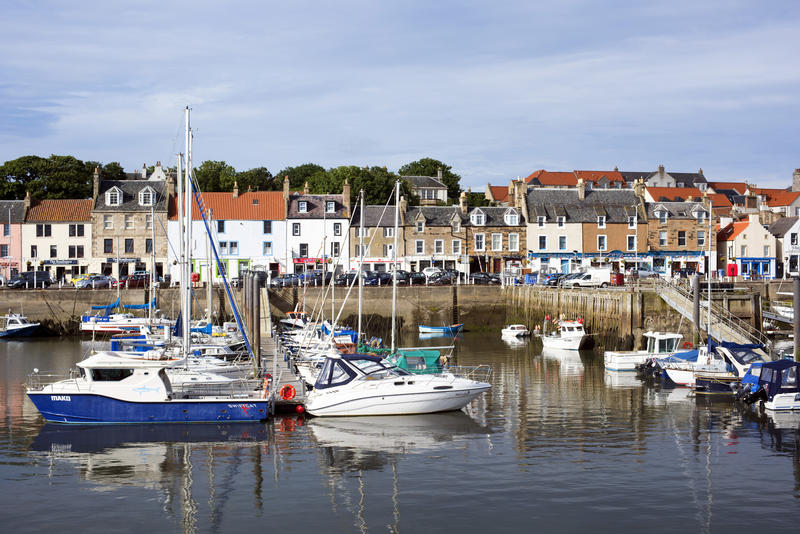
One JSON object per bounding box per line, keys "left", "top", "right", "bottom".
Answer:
{"left": 717, "top": 213, "right": 777, "bottom": 279}
{"left": 525, "top": 189, "right": 585, "bottom": 273}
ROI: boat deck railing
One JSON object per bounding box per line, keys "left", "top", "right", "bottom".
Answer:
{"left": 445, "top": 365, "right": 492, "bottom": 383}
{"left": 26, "top": 369, "right": 80, "bottom": 391}
{"left": 171, "top": 378, "right": 266, "bottom": 399}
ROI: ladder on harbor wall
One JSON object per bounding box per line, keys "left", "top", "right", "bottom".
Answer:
{"left": 653, "top": 277, "right": 770, "bottom": 350}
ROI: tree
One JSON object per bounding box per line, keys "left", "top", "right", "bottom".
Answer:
{"left": 100, "top": 161, "right": 126, "bottom": 180}
{"left": 193, "top": 160, "right": 237, "bottom": 192}
{"left": 398, "top": 157, "right": 461, "bottom": 203}
{"left": 274, "top": 163, "right": 327, "bottom": 191}
{"left": 466, "top": 191, "right": 490, "bottom": 207}
{"left": 236, "top": 167, "right": 275, "bottom": 191}
{"left": 317, "top": 165, "right": 416, "bottom": 206}
{"left": 0, "top": 155, "right": 92, "bottom": 200}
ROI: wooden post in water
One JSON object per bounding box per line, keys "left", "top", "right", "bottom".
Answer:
{"left": 692, "top": 274, "right": 700, "bottom": 346}
{"left": 794, "top": 277, "right": 799, "bottom": 362}
{"left": 253, "top": 273, "right": 260, "bottom": 375}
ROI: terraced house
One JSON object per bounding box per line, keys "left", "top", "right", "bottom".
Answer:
{"left": 0, "top": 200, "right": 25, "bottom": 281}
{"left": 646, "top": 199, "right": 715, "bottom": 276}
{"left": 350, "top": 203, "right": 404, "bottom": 272}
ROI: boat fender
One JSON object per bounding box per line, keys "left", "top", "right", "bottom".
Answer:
{"left": 280, "top": 384, "right": 296, "bottom": 401}
{"left": 682, "top": 341, "right": 693, "bottom": 349}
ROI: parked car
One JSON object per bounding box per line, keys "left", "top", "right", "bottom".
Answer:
{"left": 7, "top": 271, "right": 53, "bottom": 289}
{"left": 627, "top": 267, "right": 659, "bottom": 279}
{"left": 422, "top": 267, "right": 444, "bottom": 279}
{"left": 114, "top": 273, "right": 152, "bottom": 288}
{"left": 72, "top": 272, "right": 100, "bottom": 286}
{"left": 392, "top": 270, "right": 410, "bottom": 284}
{"left": 303, "top": 271, "right": 333, "bottom": 286}
{"left": 545, "top": 273, "right": 568, "bottom": 286}
{"left": 270, "top": 274, "right": 301, "bottom": 287}
{"left": 469, "top": 272, "right": 500, "bottom": 285}
{"left": 363, "top": 272, "right": 392, "bottom": 286}
{"left": 428, "top": 271, "right": 457, "bottom": 285}
{"left": 408, "top": 272, "right": 427, "bottom": 285}
{"left": 76, "top": 274, "right": 114, "bottom": 289}
{"left": 561, "top": 268, "right": 611, "bottom": 288}
{"left": 334, "top": 272, "right": 357, "bottom": 286}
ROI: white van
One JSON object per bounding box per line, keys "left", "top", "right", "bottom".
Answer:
{"left": 561, "top": 268, "right": 611, "bottom": 288}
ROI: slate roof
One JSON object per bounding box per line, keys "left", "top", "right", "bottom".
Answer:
{"left": 93, "top": 180, "right": 168, "bottom": 212}
{"left": 351, "top": 205, "right": 398, "bottom": 227}
{"left": 646, "top": 201, "right": 706, "bottom": 220}
{"left": 468, "top": 206, "right": 525, "bottom": 227}
{"left": 0, "top": 200, "right": 26, "bottom": 223}
{"left": 402, "top": 175, "right": 447, "bottom": 189}
{"left": 26, "top": 199, "right": 93, "bottom": 222}
{"left": 768, "top": 217, "right": 799, "bottom": 238}
{"left": 168, "top": 191, "right": 284, "bottom": 220}
{"left": 526, "top": 189, "right": 638, "bottom": 223}
{"left": 406, "top": 206, "right": 465, "bottom": 226}
{"left": 708, "top": 181, "right": 748, "bottom": 195}
{"left": 619, "top": 171, "right": 652, "bottom": 183}
{"left": 287, "top": 194, "right": 348, "bottom": 219}
{"left": 670, "top": 172, "right": 707, "bottom": 186}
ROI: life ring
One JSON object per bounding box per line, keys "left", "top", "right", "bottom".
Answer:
{"left": 280, "top": 384, "right": 296, "bottom": 401}
{"left": 682, "top": 341, "right": 693, "bottom": 349}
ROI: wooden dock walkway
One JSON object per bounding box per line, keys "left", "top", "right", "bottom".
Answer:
{"left": 259, "top": 334, "right": 306, "bottom": 414}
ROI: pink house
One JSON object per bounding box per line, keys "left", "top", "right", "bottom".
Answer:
{"left": 0, "top": 200, "right": 25, "bottom": 280}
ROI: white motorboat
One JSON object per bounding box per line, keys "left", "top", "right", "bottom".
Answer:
{"left": 541, "top": 347, "right": 584, "bottom": 377}
{"left": 80, "top": 312, "right": 173, "bottom": 334}
{"left": 659, "top": 343, "right": 764, "bottom": 387}
{"left": 540, "top": 320, "right": 588, "bottom": 350}
{"left": 501, "top": 324, "right": 530, "bottom": 337}
{"left": 603, "top": 331, "right": 684, "bottom": 371}
{"left": 304, "top": 353, "right": 491, "bottom": 417}
{"left": 0, "top": 312, "right": 40, "bottom": 338}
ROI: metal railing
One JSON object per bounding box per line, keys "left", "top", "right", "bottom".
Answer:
{"left": 171, "top": 378, "right": 265, "bottom": 399}
{"left": 445, "top": 365, "right": 492, "bottom": 383}
{"left": 26, "top": 369, "right": 81, "bottom": 391}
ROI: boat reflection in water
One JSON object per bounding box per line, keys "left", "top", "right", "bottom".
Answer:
{"left": 604, "top": 369, "right": 642, "bottom": 389}
{"left": 501, "top": 334, "right": 530, "bottom": 350}
{"left": 540, "top": 347, "right": 586, "bottom": 377}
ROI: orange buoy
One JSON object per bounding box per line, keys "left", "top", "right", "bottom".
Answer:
{"left": 280, "top": 384, "right": 296, "bottom": 401}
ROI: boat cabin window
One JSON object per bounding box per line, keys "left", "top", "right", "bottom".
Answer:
{"left": 315, "top": 359, "right": 357, "bottom": 389}
{"left": 748, "top": 365, "right": 761, "bottom": 379}
{"left": 349, "top": 358, "right": 388, "bottom": 375}
{"left": 90, "top": 368, "right": 134, "bottom": 381}
{"left": 646, "top": 336, "right": 656, "bottom": 353}
{"left": 782, "top": 367, "right": 797, "bottom": 387}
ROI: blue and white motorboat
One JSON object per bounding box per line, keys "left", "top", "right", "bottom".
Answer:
{"left": 26, "top": 351, "right": 269, "bottom": 424}
{"left": 0, "top": 312, "right": 40, "bottom": 338}
{"left": 736, "top": 359, "right": 800, "bottom": 410}
{"left": 418, "top": 323, "right": 463, "bottom": 335}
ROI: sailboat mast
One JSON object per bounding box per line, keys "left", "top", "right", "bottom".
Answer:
{"left": 149, "top": 205, "right": 155, "bottom": 324}
{"left": 176, "top": 151, "right": 184, "bottom": 347}
{"left": 182, "top": 106, "right": 192, "bottom": 353}
{"left": 357, "top": 189, "right": 364, "bottom": 346}
{"left": 707, "top": 197, "right": 712, "bottom": 343}
{"left": 391, "top": 180, "right": 399, "bottom": 353}
{"left": 207, "top": 208, "right": 213, "bottom": 325}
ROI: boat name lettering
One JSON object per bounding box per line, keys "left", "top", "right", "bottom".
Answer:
{"left": 51, "top": 395, "right": 71, "bottom": 401}
{"left": 227, "top": 403, "right": 256, "bottom": 409}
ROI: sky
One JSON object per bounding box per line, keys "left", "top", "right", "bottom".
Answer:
{"left": 1, "top": 0, "right": 799, "bottom": 190}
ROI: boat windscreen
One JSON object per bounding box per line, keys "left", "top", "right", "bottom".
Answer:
{"left": 724, "top": 347, "right": 763, "bottom": 366}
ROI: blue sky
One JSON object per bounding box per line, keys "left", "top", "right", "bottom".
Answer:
{"left": 1, "top": 1, "right": 798, "bottom": 189}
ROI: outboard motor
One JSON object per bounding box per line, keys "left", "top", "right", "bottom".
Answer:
{"left": 740, "top": 386, "right": 768, "bottom": 405}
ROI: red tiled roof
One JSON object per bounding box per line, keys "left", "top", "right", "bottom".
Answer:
{"left": 523, "top": 170, "right": 545, "bottom": 183}
{"left": 707, "top": 193, "right": 733, "bottom": 208}
{"left": 574, "top": 170, "right": 625, "bottom": 183}
{"left": 750, "top": 188, "right": 800, "bottom": 207}
{"left": 168, "top": 191, "right": 285, "bottom": 220}
{"left": 533, "top": 171, "right": 578, "bottom": 186}
{"left": 26, "top": 199, "right": 93, "bottom": 222}
{"left": 645, "top": 187, "right": 705, "bottom": 202}
{"left": 707, "top": 181, "right": 747, "bottom": 194}
{"left": 717, "top": 221, "right": 748, "bottom": 242}
{"left": 489, "top": 185, "right": 509, "bottom": 202}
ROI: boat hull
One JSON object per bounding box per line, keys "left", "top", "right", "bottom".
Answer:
{"left": 418, "top": 324, "right": 463, "bottom": 335}
{"left": 604, "top": 351, "right": 651, "bottom": 372}
{"left": 0, "top": 324, "right": 40, "bottom": 338}
{"left": 540, "top": 335, "right": 586, "bottom": 351}
{"left": 27, "top": 392, "right": 269, "bottom": 424}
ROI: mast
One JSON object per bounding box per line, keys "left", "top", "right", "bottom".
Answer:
{"left": 149, "top": 205, "right": 155, "bottom": 324}
{"left": 707, "top": 196, "right": 713, "bottom": 345}
{"left": 357, "top": 189, "right": 364, "bottom": 346}
{"left": 176, "top": 150, "right": 184, "bottom": 348}
{"left": 182, "top": 106, "right": 192, "bottom": 354}
{"left": 391, "top": 180, "right": 399, "bottom": 353}
{"left": 206, "top": 208, "right": 213, "bottom": 325}
{"left": 115, "top": 236, "right": 120, "bottom": 305}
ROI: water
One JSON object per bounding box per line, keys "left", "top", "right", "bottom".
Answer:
{"left": 2, "top": 335, "right": 799, "bottom": 533}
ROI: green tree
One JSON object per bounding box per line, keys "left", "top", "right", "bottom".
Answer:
{"left": 0, "top": 155, "right": 92, "bottom": 200}
{"left": 236, "top": 167, "right": 275, "bottom": 191}
{"left": 317, "top": 165, "right": 416, "bottom": 206}
{"left": 466, "top": 191, "right": 490, "bottom": 207}
{"left": 274, "top": 163, "right": 327, "bottom": 191}
{"left": 194, "top": 160, "right": 237, "bottom": 192}
{"left": 100, "top": 161, "right": 126, "bottom": 180}
{"left": 397, "top": 157, "right": 461, "bottom": 203}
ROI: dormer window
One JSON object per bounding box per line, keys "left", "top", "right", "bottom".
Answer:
{"left": 470, "top": 210, "right": 485, "bottom": 226}
{"left": 697, "top": 211, "right": 707, "bottom": 223}
{"left": 298, "top": 201, "right": 308, "bottom": 213}
{"left": 628, "top": 216, "right": 636, "bottom": 228}
{"left": 557, "top": 216, "right": 565, "bottom": 228}
{"left": 657, "top": 210, "right": 668, "bottom": 224}
{"left": 504, "top": 210, "right": 519, "bottom": 226}
{"left": 326, "top": 201, "right": 335, "bottom": 213}
{"left": 105, "top": 187, "right": 122, "bottom": 207}
{"left": 597, "top": 216, "right": 606, "bottom": 228}
{"left": 537, "top": 216, "right": 545, "bottom": 228}
{"left": 416, "top": 221, "right": 425, "bottom": 233}
{"left": 138, "top": 186, "right": 155, "bottom": 207}
{"left": 452, "top": 220, "right": 460, "bottom": 232}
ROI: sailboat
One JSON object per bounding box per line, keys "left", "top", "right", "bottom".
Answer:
{"left": 26, "top": 107, "right": 270, "bottom": 424}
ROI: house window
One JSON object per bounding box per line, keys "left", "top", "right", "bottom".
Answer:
{"left": 298, "top": 201, "right": 308, "bottom": 213}
{"left": 628, "top": 216, "right": 636, "bottom": 228}
{"left": 217, "top": 220, "right": 225, "bottom": 233}
{"left": 125, "top": 215, "right": 133, "bottom": 229}
{"left": 627, "top": 235, "right": 636, "bottom": 251}
{"left": 416, "top": 221, "right": 424, "bottom": 233}
{"left": 31, "top": 245, "right": 38, "bottom": 258}
{"left": 597, "top": 235, "right": 607, "bottom": 251}
{"left": 678, "top": 231, "right": 686, "bottom": 247}
{"left": 475, "top": 234, "right": 485, "bottom": 251}
{"left": 558, "top": 236, "right": 567, "bottom": 250}
{"left": 416, "top": 240, "right": 425, "bottom": 255}
{"left": 538, "top": 236, "right": 547, "bottom": 250}
{"left": 505, "top": 211, "right": 519, "bottom": 225}
{"left": 492, "top": 233, "right": 502, "bottom": 251}
{"left": 434, "top": 240, "right": 444, "bottom": 254}
{"left": 68, "top": 245, "right": 85, "bottom": 259}
{"left": 219, "top": 242, "right": 228, "bottom": 255}
{"left": 229, "top": 242, "right": 238, "bottom": 255}
{"left": 697, "top": 211, "right": 706, "bottom": 224}
{"left": 453, "top": 221, "right": 461, "bottom": 232}
{"left": 299, "top": 243, "right": 308, "bottom": 257}
{"left": 357, "top": 227, "right": 369, "bottom": 238}
{"left": 145, "top": 239, "right": 153, "bottom": 253}
{"left": 106, "top": 189, "right": 121, "bottom": 206}
{"left": 2, "top": 224, "right": 8, "bottom": 237}
{"left": 263, "top": 242, "right": 272, "bottom": 255}
{"left": 764, "top": 245, "right": 770, "bottom": 257}
{"left": 103, "top": 239, "right": 112, "bottom": 254}
{"left": 658, "top": 211, "right": 667, "bottom": 224}
{"left": 145, "top": 214, "right": 153, "bottom": 230}
{"left": 355, "top": 244, "right": 368, "bottom": 257}
{"left": 697, "top": 231, "right": 705, "bottom": 247}
{"left": 263, "top": 221, "right": 272, "bottom": 234}
{"left": 382, "top": 244, "right": 393, "bottom": 257}
{"left": 331, "top": 242, "right": 340, "bottom": 257}
{"left": 292, "top": 223, "right": 301, "bottom": 236}
{"left": 326, "top": 201, "right": 335, "bottom": 213}
{"left": 0, "top": 244, "right": 7, "bottom": 257}
{"left": 791, "top": 233, "right": 798, "bottom": 246}
{"left": 68, "top": 224, "right": 84, "bottom": 237}
{"left": 124, "top": 239, "right": 134, "bottom": 253}
{"left": 333, "top": 223, "right": 341, "bottom": 236}
{"left": 741, "top": 245, "right": 747, "bottom": 257}
{"left": 139, "top": 188, "right": 153, "bottom": 206}
{"left": 104, "top": 215, "right": 113, "bottom": 229}
{"left": 509, "top": 233, "right": 519, "bottom": 251}
{"left": 452, "top": 240, "right": 461, "bottom": 255}
{"left": 384, "top": 227, "right": 394, "bottom": 238}
{"left": 557, "top": 216, "right": 565, "bottom": 228}
{"left": 50, "top": 245, "right": 57, "bottom": 258}
{"left": 597, "top": 216, "right": 606, "bottom": 228}
{"left": 537, "top": 216, "right": 545, "bottom": 228}
{"left": 471, "top": 212, "right": 485, "bottom": 226}
{"left": 659, "top": 231, "right": 667, "bottom": 247}
{"left": 36, "top": 224, "right": 52, "bottom": 237}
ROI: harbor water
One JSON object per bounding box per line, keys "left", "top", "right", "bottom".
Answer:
{"left": 1, "top": 335, "right": 799, "bottom": 533}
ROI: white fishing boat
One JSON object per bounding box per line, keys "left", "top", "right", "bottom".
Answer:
{"left": 603, "top": 331, "right": 684, "bottom": 371}
{"left": 0, "top": 312, "right": 40, "bottom": 338}
{"left": 304, "top": 353, "right": 491, "bottom": 417}
{"left": 501, "top": 324, "right": 530, "bottom": 337}
{"left": 540, "top": 320, "right": 588, "bottom": 350}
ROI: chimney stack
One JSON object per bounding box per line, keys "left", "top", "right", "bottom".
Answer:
{"left": 399, "top": 195, "right": 407, "bottom": 225}
{"left": 577, "top": 178, "right": 586, "bottom": 200}
{"left": 141, "top": 164, "right": 147, "bottom": 179}
{"left": 23, "top": 190, "right": 31, "bottom": 212}
{"left": 303, "top": 181, "right": 309, "bottom": 194}
{"left": 633, "top": 178, "right": 645, "bottom": 200}
{"left": 658, "top": 164, "right": 665, "bottom": 180}
{"left": 793, "top": 168, "right": 800, "bottom": 193}
{"left": 698, "top": 168, "right": 704, "bottom": 175}
{"left": 282, "top": 175, "right": 290, "bottom": 218}
{"left": 342, "top": 178, "right": 351, "bottom": 216}
{"left": 166, "top": 170, "right": 175, "bottom": 199}
{"left": 459, "top": 190, "right": 468, "bottom": 215}
{"left": 232, "top": 181, "right": 239, "bottom": 198}
{"left": 93, "top": 166, "right": 100, "bottom": 200}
